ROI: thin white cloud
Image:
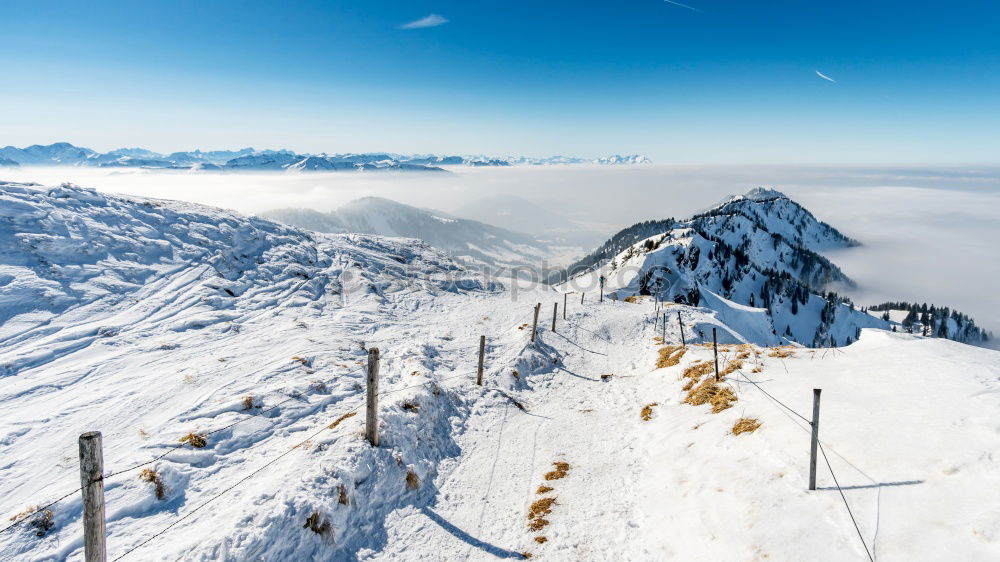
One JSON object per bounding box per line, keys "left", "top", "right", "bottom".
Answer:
{"left": 815, "top": 70, "right": 837, "bottom": 83}
{"left": 663, "top": 0, "right": 703, "bottom": 13}
{"left": 400, "top": 14, "right": 449, "bottom": 30}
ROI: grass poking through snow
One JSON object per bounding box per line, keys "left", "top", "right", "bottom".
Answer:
{"left": 732, "top": 417, "right": 762, "bottom": 435}
{"left": 544, "top": 462, "right": 570, "bottom": 481}
{"left": 656, "top": 345, "right": 687, "bottom": 368}
{"left": 139, "top": 468, "right": 166, "bottom": 500}
{"left": 640, "top": 403, "right": 658, "bottom": 421}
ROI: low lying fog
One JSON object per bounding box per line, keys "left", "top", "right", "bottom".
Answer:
{"left": 5, "top": 165, "right": 998, "bottom": 336}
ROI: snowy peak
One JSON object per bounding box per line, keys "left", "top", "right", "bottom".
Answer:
{"left": 593, "top": 154, "right": 652, "bottom": 165}
{"left": 696, "top": 187, "right": 858, "bottom": 251}
{"left": 0, "top": 142, "right": 96, "bottom": 165}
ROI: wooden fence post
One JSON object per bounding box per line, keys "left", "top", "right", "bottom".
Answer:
{"left": 809, "top": 389, "right": 822, "bottom": 490}
{"left": 79, "top": 432, "right": 107, "bottom": 562}
{"left": 531, "top": 303, "right": 540, "bottom": 343}
{"left": 600, "top": 278, "right": 604, "bottom": 302}
{"left": 563, "top": 293, "right": 567, "bottom": 319}
{"left": 552, "top": 303, "right": 557, "bottom": 332}
{"left": 581, "top": 292, "right": 585, "bottom": 304}
{"left": 712, "top": 327, "right": 719, "bottom": 381}
{"left": 677, "top": 312, "right": 686, "bottom": 347}
{"left": 477, "top": 336, "right": 486, "bottom": 386}
{"left": 366, "top": 348, "right": 380, "bottom": 446}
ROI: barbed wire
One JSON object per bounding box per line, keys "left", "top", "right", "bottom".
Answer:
{"left": 111, "top": 369, "right": 475, "bottom": 560}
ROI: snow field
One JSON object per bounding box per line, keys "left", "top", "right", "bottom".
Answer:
{"left": 2, "top": 183, "right": 999, "bottom": 561}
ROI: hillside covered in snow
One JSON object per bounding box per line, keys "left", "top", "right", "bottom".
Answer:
{"left": 562, "top": 188, "right": 988, "bottom": 348}
{"left": 262, "top": 197, "right": 573, "bottom": 271}
{"left": 0, "top": 181, "right": 997, "bottom": 562}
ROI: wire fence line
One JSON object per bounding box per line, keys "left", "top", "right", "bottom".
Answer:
{"left": 729, "top": 371, "right": 877, "bottom": 561}
{"left": 112, "top": 369, "right": 477, "bottom": 560}
{"left": 2, "top": 307, "right": 533, "bottom": 548}
{"left": 105, "top": 306, "right": 540, "bottom": 557}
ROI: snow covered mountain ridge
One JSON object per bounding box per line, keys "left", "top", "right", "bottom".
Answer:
{"left": 563, "top": 187, "right": 989, "bottom": 348}
{"left": 0, "top": 143, "right": 653, "bottom": 171}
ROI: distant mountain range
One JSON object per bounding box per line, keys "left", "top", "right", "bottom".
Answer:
{"left": 0, "top": 142, "right": 652, "bottom": 172}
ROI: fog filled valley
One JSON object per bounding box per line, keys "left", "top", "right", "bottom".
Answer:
{"left": 1, "top": 165, "right": 998, "bottom": 561}
{"left": 5, "top": 164, "right": 999, "bottom": 339}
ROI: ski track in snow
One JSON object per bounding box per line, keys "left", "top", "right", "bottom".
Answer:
{"left": 1, "top": 183, "right": 999, "bottom": 561}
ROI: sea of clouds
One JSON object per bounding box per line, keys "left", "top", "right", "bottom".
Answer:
{"left": 4, "top": 164, "right": 998, "bottom": 339}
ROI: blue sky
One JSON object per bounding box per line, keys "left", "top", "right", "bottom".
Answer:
{"left": 2, "top": 0, "right": 999, "bottom": 163}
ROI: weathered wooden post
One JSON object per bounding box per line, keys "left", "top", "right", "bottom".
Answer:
{"left": 581, "top": 292, "right": 585, "bottom": 304}
{"left": 477, "top": 335, "right": 486, "bottom": 386}
{"left": 600, "top": 277, "right": 605, "bottom": 302}
{"left": 552, "top": 303, "right": 557, "bottom": 332}
{"left": 809, "top": 389, "right": 822, "bottom": 490}
{"left": 366, "top": 348, "right": 380, "bottom": 446}
{"left": 712, "top": 327, "right": 719, "bottom": 381}
{"left": 563, "top": 293, "right": 567, "bottom": 319}
{"left": 662, "top": 313, "right": 666, "bottom": 342}
{"left": 677, "top": 312, "right": 686, "bottom": 347}
{"left": 79, "top": 432, "right": 107, "bottom": 562}
{"left": 531, "top": 303, "right": 540, "bottom": 343}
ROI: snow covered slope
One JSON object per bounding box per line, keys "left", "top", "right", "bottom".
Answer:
{"left": 562, "top": 188, "right": 872, "bottom": 347}
{"left": 263, "top": 197, "right": 564, "bottom": 271}
{"left": 2, "top": 182, "right": 998, "bottom": 562}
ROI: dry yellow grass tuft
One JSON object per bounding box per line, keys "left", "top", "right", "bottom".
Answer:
{"left": 751, "top": 366, "right": 763, "bottom": 373}
{"left": 720, "top": 358, "right": 743, "bottom": 377}
{"left": 656, "top": 345, "right": 687, "bottom": 368}
{"left": 544, "top": 461, "right": 570, "bottom": 481}
{"left": 406, "top": 470, "right": 420, "bottom": 490}
{"left": 512, "top": 369, "right": 520, "bottom": 379}
{"left": 328, "top": 411, "right": 357, "bottom": 429}
{"left": 9, "top": 507, "right": 54, "bottom": 536}
{"left": 623, "top": 295, "right": 640, "bottom": 303}
{"left": 536, "top": 485, "right": 553, "bottom": 494}
{"left": 732, "top": 417, "right": 762, "bottom": 435}
{"left": 242, "top": 395, "right": 256, "bottom": 410}
{"left": 534, "top": 536, "right": 548, "bottom": 544}
{"left": 682, "top": 361, "right": 714, "bottom": 381}
{"left": 527, "top": 518, "right": 549, "bottom": 532}
{"left": 402, "top": 401, "right": 420, "bottom": 413}
{"left": 179, "top": 432, "right": 207, "bottom": 448}
{"left": 291, "top": 356, "right": 309, "bottom": 366}
{"left": 640, "top": 403, "right": 658, "bottom": 421}
{"left": 337, "top": 484, "right": 349, "bottom": 505}
{"left": 685, "top": 379, "right": 737, "bottom": 413}
{"left": 522, "top": 552, "right": 534, "bottom": 559}
{"left": 139, "top": 468, "right": 166, "bottom": 500}
{"left": 768, "top": 346, "right": 795, "bottom": 358}
{"left": 528, "top": 497, "right": 556, "bottom": 520}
